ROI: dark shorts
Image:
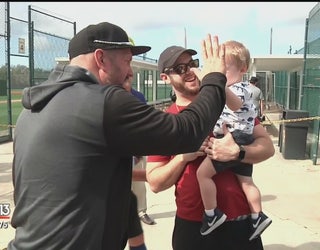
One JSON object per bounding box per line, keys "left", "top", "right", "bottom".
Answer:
{"left": 127, "top": 191, "right": 143, "bottom": 238}
{"left": 212, "top": 160, "right": 253, "bottom": 176}
{"left": 172, "top": 215, "right": 264, "bottom": 250}
{"left": 212, "top": 130, "right": 254, "bottom": 177}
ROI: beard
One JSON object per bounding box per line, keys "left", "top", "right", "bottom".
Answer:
{"left": 173, "top": 81, "right": 200, "bottom": 98}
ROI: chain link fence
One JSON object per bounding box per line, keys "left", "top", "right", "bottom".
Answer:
{"left": 302, "top": 3, "right": 320, "bottom": 164}
{"left": 0, "top": 3, "right": 75, "bottom": 142}
{"left": 29, "top": 5, "right": 75, "bottom": 85}
{"left": 0, "top": 2, "right": 11, "bottom": 142}
{"left": 265, "top": 3, "right": 320, "bottom": 164}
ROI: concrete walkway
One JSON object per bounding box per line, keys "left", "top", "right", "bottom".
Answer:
{"left": 1, "top": 112, "right": 320, "bottom": 250}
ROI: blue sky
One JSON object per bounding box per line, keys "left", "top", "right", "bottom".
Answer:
{"left": 10, "top": 2, "right": 319, "bottom": 62}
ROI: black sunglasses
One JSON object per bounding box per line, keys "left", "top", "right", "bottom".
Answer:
{"left": 164, "top": 59, "right": 199, "bottom": 75}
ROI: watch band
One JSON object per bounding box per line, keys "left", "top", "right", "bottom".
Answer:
{"left": 238, "top": 145, "right": 246, "bottom": 160}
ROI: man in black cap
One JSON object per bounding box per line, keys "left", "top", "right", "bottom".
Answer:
{"left": 249, "top": 76, "right": 264, "bottom": 121}
{"left": 9, "top": 22, "right": 227, "bottom": 250}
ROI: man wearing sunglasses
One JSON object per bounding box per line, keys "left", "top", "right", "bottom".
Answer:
{"left": 146, "top": 45, "right": 274, "bottom": 250}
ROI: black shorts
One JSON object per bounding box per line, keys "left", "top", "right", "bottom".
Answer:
{"left": 212, "top": 130, "right": 254, "bottom": 176}
{"left": 212, "top": 160, "right": 253, "bottom": 176}
{"left": 172, "top": 215, "right": 264, "bottom": 250}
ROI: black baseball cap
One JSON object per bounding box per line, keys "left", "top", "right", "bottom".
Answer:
{"left": 249, "top": 76, "right": 259, "bottom": 83}
{"left": 68, "top": 22, "right": 151, "bottom": 59}
{"left": 158, "top": 46, "right": 197, "bottom": 73}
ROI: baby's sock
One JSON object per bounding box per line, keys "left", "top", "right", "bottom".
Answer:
{"left": 205, "top": 209, "right": 215, "bottom": 217}
{"left": 251, "top": 213, "right": 259, "bottom": 219}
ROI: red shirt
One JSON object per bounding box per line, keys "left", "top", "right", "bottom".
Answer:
{"left": 148, "top": 103, "right": 255, "bottom": 222}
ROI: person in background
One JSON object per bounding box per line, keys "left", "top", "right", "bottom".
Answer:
{"left": 146, "top": 44, "right": 275, "bottom": 250}
{"left": 123, "top": 77, "right": 149, "bottom": 250}
{"left": 123, "top": 76, "right": 148, "bottom": 104}
{"left": 126, "top": 151, "right": 159, "bottom": 250}
{"left": 249, "top": 76, "right": 265, "bottom": 121}
{"left": 9, "top": 18, "right": 227, "bottom": 250}
{"left": 132, "top": 156, "right": 156, "bottom": 225}
{"left": 196, "top": 40, "right": 272, "bottom": 240}
{"left": 123, "top": 76, "right": 156, "bottom": 226}
{"left": 126, "top": 191, "right": 147, "bottom": 250}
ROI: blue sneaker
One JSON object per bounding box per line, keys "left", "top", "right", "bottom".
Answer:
{"left": 249, "top": 212, "right": 272, "bottom": 240}
{"left": 200, "top": 208, "right": 227, "bottom": 236}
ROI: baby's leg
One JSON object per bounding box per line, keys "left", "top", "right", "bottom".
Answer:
{"left": 237, "top": 175, "right": 261, "bottom": 213}
{"left": 197, "top": 157, "right": 217, "bottom": 210}
{"left": 198, "top": 157, "right": 227, "bottom": 235}
{"left": 238, "top": 174, "right": 273, "bottom": 241}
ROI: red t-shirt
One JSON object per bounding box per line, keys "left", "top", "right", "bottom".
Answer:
{"left": 147, "top": 103, "right": 258, "bottom": 222}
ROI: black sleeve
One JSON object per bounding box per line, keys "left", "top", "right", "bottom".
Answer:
{"left": 103, "top": 72, "right": 226, "bottom": 156}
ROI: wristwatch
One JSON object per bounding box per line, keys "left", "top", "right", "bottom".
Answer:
{"left": 238, "top": 145, "right": 246, "bottom": 160}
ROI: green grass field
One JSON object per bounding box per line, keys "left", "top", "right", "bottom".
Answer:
{"left": 0, "top": 97, "right": 23, "bottom": 131}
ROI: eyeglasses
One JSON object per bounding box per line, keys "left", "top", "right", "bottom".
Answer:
{"left": 164, "top": 59, "right": 199, "bottom": 75}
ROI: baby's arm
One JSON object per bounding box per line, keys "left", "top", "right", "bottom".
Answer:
{"left": 225, "top": 86, "right": 242, "bottom": 111}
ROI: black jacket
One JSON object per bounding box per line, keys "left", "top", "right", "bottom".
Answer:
{"left": 9, "top": 64, "right": 226, "bottom": 250}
